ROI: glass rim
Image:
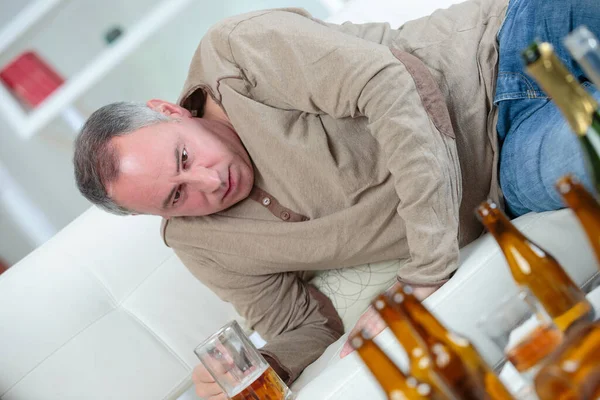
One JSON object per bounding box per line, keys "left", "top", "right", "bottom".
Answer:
{"left": 476, "top": 289, "right": 533, "bottom": 328}
{"left": 194, "top": 320, "right": 242, "bottom": 356}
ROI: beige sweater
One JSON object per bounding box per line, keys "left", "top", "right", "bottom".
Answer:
{"left": 162, "top": 0, "right": 508, "bottom": 383}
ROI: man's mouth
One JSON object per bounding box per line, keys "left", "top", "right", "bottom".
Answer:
{"left": 223, "top": 167, "right": 233, "bottom": 200}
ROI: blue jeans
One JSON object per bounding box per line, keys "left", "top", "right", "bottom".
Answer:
{"left": 496, "top": 0, "right": 600, "bottom": 217}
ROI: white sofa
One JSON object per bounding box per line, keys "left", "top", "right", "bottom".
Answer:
{"left": 293, "top": 209, "right": 600, "bottom": 399}
{"left": 2, "top": 1, "right": 600, "bottom": 399}
{"left": 3, "top": 207, "right": 598, "bottom": 400}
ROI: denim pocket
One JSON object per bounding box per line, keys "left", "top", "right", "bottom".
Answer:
{"left": 494, "top": 71, "right": 548, "bottom": 104}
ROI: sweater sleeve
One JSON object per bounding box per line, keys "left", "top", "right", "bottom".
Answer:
{"left": 174, "top": 248, "right": 343, "bottom": 384}
{"left": 219, "top": 11, "right": 461, "bottom": 284}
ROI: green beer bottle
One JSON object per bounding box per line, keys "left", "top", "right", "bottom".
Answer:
{"left": 522, "top": 41, "right": 600, "bottom": 194}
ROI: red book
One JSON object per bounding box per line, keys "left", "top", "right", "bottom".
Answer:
{"left": 0, "top": 258, "right": 8, "bottom": 275}
{"left": 0, "top": 51, "right": 65, "bottom": 108}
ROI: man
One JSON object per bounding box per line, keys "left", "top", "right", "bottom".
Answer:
{"left": 74, "top": 0, "right": 599, "bottom": 397}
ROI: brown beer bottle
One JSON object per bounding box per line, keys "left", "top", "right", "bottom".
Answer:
{"left": 557, "top": 175, "right": 600, "bottom": 267}
{"left": 395, "top": 285, "right": 514, "bottom": 400}
{"left": 476, "top": 200, "right": 592, "bottom": 332}
{"left": 387, "top": 290, "right": 493, "bottom": 400}
{"left": 350, "top": 330, "right": 436, "bottom": 400}
{"left": 373, "top": 294, "right": 457, "bottom": 400}
{"left": 534, "top": 321, "right": 600, "bottom": 400}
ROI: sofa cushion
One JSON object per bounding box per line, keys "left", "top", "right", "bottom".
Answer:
{"left": 311, "top": 260, "right": 401, "bottom": 332}
{"left": 0, "top": 208, "right": 240, "bottom": 400}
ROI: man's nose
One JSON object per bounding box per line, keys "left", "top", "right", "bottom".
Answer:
{"left": 187, "top": 166, "right": 223, "bottom": 193}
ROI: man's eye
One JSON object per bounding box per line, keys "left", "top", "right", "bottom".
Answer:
{"left": 173, "top": 187, "right": 182, "bottom": 205}
{"left": 182, "top": 148, "right": 188, "bottom": 165}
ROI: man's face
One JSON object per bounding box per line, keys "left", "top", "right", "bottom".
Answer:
{"left": 108, "top": 101, "right": 254, "bottom": 218}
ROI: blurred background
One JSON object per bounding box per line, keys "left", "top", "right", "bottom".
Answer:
{"left": 0, "top": 0, "right": 342, "bottom": 270}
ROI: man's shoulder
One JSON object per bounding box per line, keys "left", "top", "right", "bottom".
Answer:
{"left": 178, "top": 8, "right": 317, "bottom": 107}
{"left": 203, "top": 8, "right": 313, "bottom": 40}
{"left": 160, "top": 216, "right": 207, "bottom": 248}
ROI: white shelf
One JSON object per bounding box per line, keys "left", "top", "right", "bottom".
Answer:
{"left": 0, "top": 0, "right": 65, "bottom": 55}
{"left": 0, "top": 160, "right": 56, "bottom": 247}
{"left": 0, "top": 0, "right": 195, "bottom": 139}
{"left": 0, "top": 0, "right": 341, "bottom": 139}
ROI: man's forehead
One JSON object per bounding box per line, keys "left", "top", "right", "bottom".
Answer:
{"left": 114, "top": 131, "right": 171, "bottom": 173}
{"left": 119, "top": 155, "right": 146, "bottom": 174}
{"left": 110, "top": 129, "right": 174, "bottom": 209}
{"left": 109, "top": 164, "right": 166, "bottom": 214}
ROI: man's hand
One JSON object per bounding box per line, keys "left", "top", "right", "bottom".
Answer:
{"left": 339, "top": 282, "right": 441, "bottom": 358}
{"left": 339, "top": 305, "right": 385, "bottom": 358}
{"left": 192, "top": 364, "right": 227, "bottom": 400}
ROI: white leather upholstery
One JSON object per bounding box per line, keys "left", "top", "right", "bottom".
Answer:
{"left": 0, "top": 209, "right": 239, "bottom": 400}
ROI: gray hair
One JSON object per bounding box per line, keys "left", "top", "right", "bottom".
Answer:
{"left": 73, "top": 101, "right": 170, "bottom": 215}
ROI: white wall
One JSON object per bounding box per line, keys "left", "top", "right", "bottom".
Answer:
{"left": 0, "top": 0, "right": 330, "bottom": 265}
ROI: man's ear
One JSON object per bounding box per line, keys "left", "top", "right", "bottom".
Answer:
{"left": 146, "top": 99, "right": 192, "bottom": 118}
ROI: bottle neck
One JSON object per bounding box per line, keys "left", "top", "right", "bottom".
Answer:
{"left": 357, "top": 338, "right": 408, "bottom": 384}
{"left": 559, "top": 181, "right": 599, "bottom": 210}
{"left": 525, "top": 42, "right": 599, "bottom": 136}
{"left": 388, "top": 292, "right": 444, "bottom": 351}
{"left": 557, "top": 180, "right": 600, "bottom": 246}
{"left": 402, "top": 293, "right": 449, "bottom": 343}
{"left": 565, "top": 26, "right": 600, "bottom": 88}
{"left": 579, "top": 51, "right": 600, "bottom": 88}
{"left": 376, "top": 298, "right": 429, "bottom": 358}
{"left": 480, "top": 209, "right": 527, "bottom": 243}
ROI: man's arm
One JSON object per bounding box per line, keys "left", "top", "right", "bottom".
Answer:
{"left": 218, "top": 11, "right": 461, "bottom": 285}
{"left": 175, "top": 249, "right": 343, "bottom": 384}
{"left": 259, "top": 284, "right": 344, "bottom": 382}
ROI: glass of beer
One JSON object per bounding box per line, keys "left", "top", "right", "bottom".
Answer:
{"left": 194, "top": 321, "right": 294, "bottom": 400}
{"left": 477, "top": 289, "right": 564, "bottom": 381}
